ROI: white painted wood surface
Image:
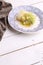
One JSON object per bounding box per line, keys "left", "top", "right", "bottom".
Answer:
{"left": 0, "top": 0, "right": 43, "bottom": 65}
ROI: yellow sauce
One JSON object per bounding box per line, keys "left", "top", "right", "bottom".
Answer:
{"left": 16, "top": 10, "right": 36, "bottom": 27}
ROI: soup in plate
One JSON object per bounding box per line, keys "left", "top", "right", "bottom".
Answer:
{"left": 16, "top": 10, "right": 40, "bottom": 30}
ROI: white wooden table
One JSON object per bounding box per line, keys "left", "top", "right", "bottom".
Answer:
{"left": 0, "top": 0, "right": 43, "bottom": 65}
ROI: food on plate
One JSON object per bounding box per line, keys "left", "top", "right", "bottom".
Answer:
{"left": 16, "top": 10, "right": 40, "bottom": 30}
{"left": 16, "top": 10, "right": 36, "bottom": 27}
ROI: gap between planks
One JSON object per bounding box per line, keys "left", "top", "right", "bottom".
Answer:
{"left": 0, "top": 41, "right": 43, "bottom": 57}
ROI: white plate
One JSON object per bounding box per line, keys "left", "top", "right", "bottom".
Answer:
{"left": 8, "top": 5, "right": 43, "bottom": 33}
